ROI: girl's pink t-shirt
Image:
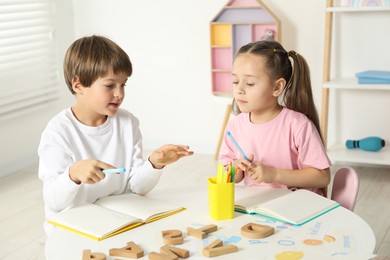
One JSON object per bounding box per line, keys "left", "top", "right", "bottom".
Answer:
{"left": 220, "top": 107, "right": 331, "bottom": 193}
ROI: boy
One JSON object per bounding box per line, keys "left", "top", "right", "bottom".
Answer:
{"left": 38, "top": 35, "right": 193, "bottom": 236}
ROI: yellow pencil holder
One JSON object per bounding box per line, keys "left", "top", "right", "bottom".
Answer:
{"left": 207, "top": 177, "right": 234, "bottom": 220}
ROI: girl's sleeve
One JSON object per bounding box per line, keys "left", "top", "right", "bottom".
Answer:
{"left": 296, "top": 121, "right": 332, "bottom": 170}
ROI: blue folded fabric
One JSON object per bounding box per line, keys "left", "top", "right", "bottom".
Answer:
{"left": 355, "top": 70, "right": 390, "bottom": 84}
{"left": 357, "top": 77, "right": 390, "bottom": 84}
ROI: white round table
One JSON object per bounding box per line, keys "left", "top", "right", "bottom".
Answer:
{"left": 45, "top": 181, "right": 376, "bottom": 260}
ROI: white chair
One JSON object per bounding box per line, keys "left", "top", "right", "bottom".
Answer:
{"left": 331, "top": 166, "right": 360, "bottom": 211}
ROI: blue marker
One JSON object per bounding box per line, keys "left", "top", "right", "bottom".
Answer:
{"left": 226, "top": 131, "right": 250, "bottom": 161}
{"left": 102, "top": 168, "right": 126, "bottom": 174}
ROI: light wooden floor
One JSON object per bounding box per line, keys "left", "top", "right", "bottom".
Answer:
{"left": 1, "top": 153, "right": 390, "bottom": 259}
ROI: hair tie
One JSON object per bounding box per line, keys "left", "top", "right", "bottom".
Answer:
{"left": 288, "top": 50, "right": 297, "bottom": 56}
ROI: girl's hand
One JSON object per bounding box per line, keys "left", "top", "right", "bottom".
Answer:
{"left": 247, "top": 161, "right": 274, "bottom": 183}
{"left": 149, "top": 144, "right": 194, "bottom": 169}
{"left": 232, "top": 154, "right": 254, "bottom": 172}
{"left": 231, "top": 154, "right": 254, "bottom": 183}
{"left": 69, "top": 160, "right": 116, "bottom": 185}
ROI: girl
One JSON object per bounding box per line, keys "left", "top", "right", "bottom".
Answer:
{"left": 219, "top": 41, "right": 331, "bottom": 195}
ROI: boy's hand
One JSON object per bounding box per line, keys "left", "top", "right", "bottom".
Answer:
{"left": 149, "top": 144, "right": 194, "bottom": 169}
{"left": 69, "top": 160, "right": 116, "bottom": 184}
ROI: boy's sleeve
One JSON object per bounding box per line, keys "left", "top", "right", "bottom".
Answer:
{"left": 125, "top": 115, "right": 162, "bottom": 195}
{"left": 38, "top": 129, "right": 81, "bottom": 213}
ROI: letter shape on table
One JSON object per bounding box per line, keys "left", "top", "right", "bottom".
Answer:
{"left": 82, "top": 249, "right": 106, "bottom": 260}
{"left": 202, "top": 239, "right": 238, "bottom": 257}
{"left": 149, "top": 245, "right": 190, "bottom": 260}
{"left": 162, "top": 229, "right": 184, "bottom": 245}
{"left": 187, "top": 224, "right": 217, "bottom": 239}
{"left": 109, "top": 241, "right": 144, "bottom": 258}
{"left": 241, "top": 222, "right": 274, "bottom": 239}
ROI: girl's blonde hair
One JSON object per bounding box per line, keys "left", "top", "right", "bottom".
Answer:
{"left": 232, "top": 41, "right": 323, "bottom": 142}
{"left": 64, "top": 35, "right": 132, "bottom": 94}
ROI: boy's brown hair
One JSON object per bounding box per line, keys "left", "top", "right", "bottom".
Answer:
{"left": 64, "top": 35, "right": 132, "bottom": 94}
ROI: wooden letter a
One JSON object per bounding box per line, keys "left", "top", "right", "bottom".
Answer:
{"left": 109, "top": 241, "right": 144, "bottom": 258}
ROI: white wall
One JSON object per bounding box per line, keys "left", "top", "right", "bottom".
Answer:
{"left": 0, "top": 0, "right": 75, "bottom": 177}
{"left": 4, "top": 0, "right": 365, "bottom": 177}
{"left": 71, "top": 0, "right": 326, "bottom": 152}
{"left": 0, "top": 0, "right": 327, "bottom": 176}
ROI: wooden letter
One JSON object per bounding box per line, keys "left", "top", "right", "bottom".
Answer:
{"left": 187, "top": 224, "right": 217, "bottom": 239}
{"left": 109, "top": 241, "right": 144, "bottom": 258}
{"left": 241, "top": 222, "right": 274, "bottom": 239}
{"left": 149, "top": 245, "right": 190, "bottom": 260}
{"left": 82, "top": 249, "right": 106, "bottom": 260}
{"left": 161, "top": 245, "right": 189, "bottom": 258}
{"left": 162, "top": 229, "right": 184, "bottom": 245}
{"left": 148, "top": 252, "right": 176, "bottom": 260}
{"left": 202, "top": 239, "right": 238, "bottom": 257}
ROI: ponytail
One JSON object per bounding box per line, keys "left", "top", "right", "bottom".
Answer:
{"left": 283, "top": 50, "right": 323, "bottom": 142}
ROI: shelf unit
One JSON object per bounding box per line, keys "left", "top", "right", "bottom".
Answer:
{"left": 321, "top": 0, "right": 390, "bottom": 166}
{"left": 324, "top": 78, "right": 390, "bottom": 90}
{"left": 210, "top": 0, "right": 280, "bottom": 96}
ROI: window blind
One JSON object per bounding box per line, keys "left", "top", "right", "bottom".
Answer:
{"left": 0, "top": 0, "right": 59, "bottom": 121}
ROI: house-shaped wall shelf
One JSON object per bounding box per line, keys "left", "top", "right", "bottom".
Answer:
{"left": 210, "top": 0, "right": 280, "bottom": 96}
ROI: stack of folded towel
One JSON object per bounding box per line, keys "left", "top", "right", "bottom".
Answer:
{"left": 355, "top": 70, "right": 390, "bottom": 84}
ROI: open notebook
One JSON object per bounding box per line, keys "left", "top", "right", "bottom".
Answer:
{"left": 47, "top": 193, "right": 185, "bottom": 241}
{"left": 235, "top": 186, "right": 340, "bottom": 226}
